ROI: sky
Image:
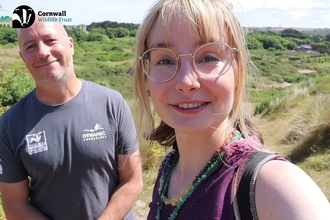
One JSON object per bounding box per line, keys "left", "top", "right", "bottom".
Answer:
{"left": 1, "top": 0, "right": 329, "bottom": 28}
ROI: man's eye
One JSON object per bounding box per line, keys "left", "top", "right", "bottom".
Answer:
{"left": 26, "top": 44, "right": 35, "bottom": 51}
{"left": 47, "top": 39, "right": 56, "bottom": 43}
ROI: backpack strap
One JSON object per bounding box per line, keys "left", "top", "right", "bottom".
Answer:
{"left": 233, "top": 151, "right": 278, "bottom": 220}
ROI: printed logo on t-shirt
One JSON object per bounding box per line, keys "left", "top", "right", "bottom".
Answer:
{"left": 82, "top": 123, "right": 107, "bottom": 141}
{"left": 26, "top": 131, "right": 48, "bottom": 155}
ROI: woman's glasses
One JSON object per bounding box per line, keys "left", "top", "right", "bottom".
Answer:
{"left": 139, "top": 42, "right": 238, "bottom": 82}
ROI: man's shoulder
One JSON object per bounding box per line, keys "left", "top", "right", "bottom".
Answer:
{"left": 83, "top": 79, "right": 122, "bottom": 97}
{"left": 0, "top": 91, "right": 33, "bottom": 123}
{"left": 83, "top": 80, "right": 120, "bottom": 94}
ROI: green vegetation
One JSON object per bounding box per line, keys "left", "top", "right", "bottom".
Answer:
{"left": 0, "top": 24, "right": 329, "bottom": 217}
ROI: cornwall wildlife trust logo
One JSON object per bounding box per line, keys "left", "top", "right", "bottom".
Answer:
{"left": 12, "top": 5, "right": 36, "bottom": 28}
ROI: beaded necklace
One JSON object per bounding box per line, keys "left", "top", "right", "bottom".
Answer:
{"left": 156, "top": 149, "right": 226, "bottom": 220}
{"left": 156, "top": 130, "right": 241, "bottom": 220}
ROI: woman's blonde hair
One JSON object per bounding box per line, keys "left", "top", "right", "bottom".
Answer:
{"left": 133, "top": 0, "right": 263, "bottom": 147}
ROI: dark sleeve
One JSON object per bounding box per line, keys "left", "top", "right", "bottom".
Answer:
{"left": 0, "top": 117, "right": 28, "bottom": 183}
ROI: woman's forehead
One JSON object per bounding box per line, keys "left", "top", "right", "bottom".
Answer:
{"left": 148, "top": 18, "right": 227, "bottom": 48}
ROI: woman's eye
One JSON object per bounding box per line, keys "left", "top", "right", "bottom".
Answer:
{"left": 157, "top": 58, "right": 175, "bottom": 65}
{"left": 201, "top": 56, "right": 218, "bottom": 62}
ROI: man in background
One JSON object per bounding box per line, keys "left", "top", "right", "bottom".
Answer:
{"left": 0, "top": 17, "right": 143, "bottom": 220}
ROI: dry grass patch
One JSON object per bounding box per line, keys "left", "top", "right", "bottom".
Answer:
{"left": 0, "top": 56, "right": 21, "bottom": 67}
{"left": 297, "top": 153, "right": 330, "bottom": 199}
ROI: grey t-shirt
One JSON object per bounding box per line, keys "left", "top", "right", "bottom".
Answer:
{"left": 0, "top": 79, "right": 138, "bottom": 219}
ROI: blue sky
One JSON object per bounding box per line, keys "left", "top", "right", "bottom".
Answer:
{"left": 1, "top": 0, "right": 329, "bottom": 28}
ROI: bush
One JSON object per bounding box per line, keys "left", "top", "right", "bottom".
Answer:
{"left": 0, "top": 70, "right": 34, "bottom": 107}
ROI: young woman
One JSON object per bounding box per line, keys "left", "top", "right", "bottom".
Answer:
{"left": 133, "top": 0, "right": 330, "bottom": 219}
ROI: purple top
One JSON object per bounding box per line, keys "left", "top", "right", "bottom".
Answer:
{"left": 147, "top": 138, "right": 285, "bottom": 220}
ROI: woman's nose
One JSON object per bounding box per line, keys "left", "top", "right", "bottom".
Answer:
{"left": 174, "top": 57, "right": 201, "bottom": 94}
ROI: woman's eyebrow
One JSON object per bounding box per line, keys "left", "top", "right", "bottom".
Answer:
{"left": 150, "top": 42, "right": 169, "bottom": 48}
{"left": 149, "top": 41, "right": 203, "bottom": 49}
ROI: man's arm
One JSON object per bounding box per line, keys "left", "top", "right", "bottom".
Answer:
{"left": 98, "top": 150, "right": 143, "bottom": 220}
{"left": 0, "top": 179, "right": 49, "bottom": 220}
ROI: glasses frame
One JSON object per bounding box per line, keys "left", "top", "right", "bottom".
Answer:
{"left": 139, "top": 42, "right": 238, "bottom": 82}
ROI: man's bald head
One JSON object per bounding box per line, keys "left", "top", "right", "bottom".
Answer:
{"left": 17, "top": 15, "right": 69, "bottom": 50}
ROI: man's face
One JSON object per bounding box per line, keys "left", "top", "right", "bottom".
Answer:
{"left": 18, "top": 20, "right": 74, "bottom": 84}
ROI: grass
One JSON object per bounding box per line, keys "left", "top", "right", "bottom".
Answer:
{"left": 294, "top": 153, "right": 330, "bottom": 200}
{"left": 254, "top": 75, "right": 330, "bottom": 200}
{"left": 287, "top": 94, "right": 330, "bottom": 163}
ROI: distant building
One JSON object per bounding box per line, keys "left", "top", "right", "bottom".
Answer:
{"left": 295, "top": 44, "right": 314, "bottom": 53}
{"left": 65, "top": 24, "right": 87, "bottom": 32}
{"left": 295, "top": 44, "right": 330, "bottom": 55}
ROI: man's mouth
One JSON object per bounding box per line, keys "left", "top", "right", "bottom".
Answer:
{"left": 36, "top": 60, "right": 58, "bottom": 68}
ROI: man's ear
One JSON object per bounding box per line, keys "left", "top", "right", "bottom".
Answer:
{"left": 19, "top": 51, "right": 25, "bottom": 62}
{"left": 69, "top": 37, "right": 74, "bottom": 55}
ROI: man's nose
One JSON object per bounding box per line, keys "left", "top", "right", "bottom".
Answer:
{"left": 37, "top": 42, "right": 51, "bottom": 58}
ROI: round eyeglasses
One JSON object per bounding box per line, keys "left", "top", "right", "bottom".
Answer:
{"left": 139, "top": 42, "right": 238, "bottom": 82}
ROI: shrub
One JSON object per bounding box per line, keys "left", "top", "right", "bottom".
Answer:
{"left": 0, "top": 70, "right": 34, "bottom": 107}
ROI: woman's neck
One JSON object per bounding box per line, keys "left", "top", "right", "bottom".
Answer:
{"left": 173, "top": 129, "right": 229, "bottom": 181}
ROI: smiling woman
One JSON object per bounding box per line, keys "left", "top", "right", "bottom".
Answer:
{"left": 132, "top": 0, "right": 330, "bottom": 219}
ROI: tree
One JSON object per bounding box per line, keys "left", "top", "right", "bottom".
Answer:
{"left": 259, "top": 36, "right": 284, "bottom": 50}
{"left": 87, "top": 21, "right": 139, "bottom": 31}
{"left": 113, "top": 27, "right": 129, "bottom": 38}
{"left": 129, "top": 30, "right": 137, "bottom": 37}
{"left": 106, "top": 28, "right": 115, "bottom": 38}
{"left": 311, "top": 43, "right": 329, "bottom": 54}
{"left": 246, "top": 35, "right": 263, "bottom": 49}
{"left": 67, "top": 28, "right": 88, "bottom": 42}
{"left": 87, "top": 33, "right": 106, "bottom": 41}
{"left": 0, "top": 27, "right": 17, "bottom": 44}
{"left": 325, "top": 34, "right": 330, "bottom": 42}
{"left": 89, "top": 28, "right": 106, "bottom": 35}
{"left": 281, "top": 28, "right": 306, "bottom": 39}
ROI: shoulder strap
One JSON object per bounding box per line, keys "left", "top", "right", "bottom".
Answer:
{"left": 234, "top": 151, "right": 278, "bottom": 220}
